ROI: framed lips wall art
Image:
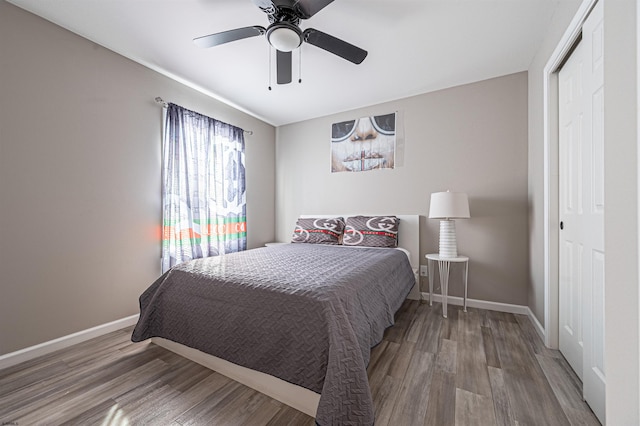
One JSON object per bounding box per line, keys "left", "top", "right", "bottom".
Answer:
{"left": 330, "top": 112, "right": 399, "bottom": 173}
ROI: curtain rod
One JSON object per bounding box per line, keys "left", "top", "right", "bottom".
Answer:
{"left": 154, "top": 97, "right": 253, "bottom": 136}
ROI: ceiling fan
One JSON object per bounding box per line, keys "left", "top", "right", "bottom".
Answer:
{"left": 193, "top": 0, "right": 368, "bottom": 85}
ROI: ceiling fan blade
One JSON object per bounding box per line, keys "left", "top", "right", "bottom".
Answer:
{"left": 292, "top": 0, "right": 334, "bottom": 19}
{"left": 303, "top": 28, "right": 367, "bottom": 64}
{"left": 194, "top": 26, "right": 266, "bottom": 48}
{"left": 276, "top": 50, "right": 293, "bottom": 84}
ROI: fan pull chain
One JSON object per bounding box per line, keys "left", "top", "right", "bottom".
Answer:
{"left": 298, "top": 47, "right": 302, "bottom": 84}
{"left": 268, "top": 45, "right": 272, "bottom": 91}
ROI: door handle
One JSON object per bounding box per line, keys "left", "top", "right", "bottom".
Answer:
{"left": 560, "top": 221, "right": 564, "bottom": 230}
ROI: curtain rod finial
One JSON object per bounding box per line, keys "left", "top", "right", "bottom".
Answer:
{"left": 155, "top": 97, "right": 168, "bottom": 107}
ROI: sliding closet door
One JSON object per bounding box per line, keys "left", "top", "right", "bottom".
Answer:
{"left": 581, "top": 1, "right": 605, "bottom": 422}
{"left": 558, "top": 1, "right": 605, "bottom": 423}
{"left": 558, "top": 39, "right": 585, "bottom": 382}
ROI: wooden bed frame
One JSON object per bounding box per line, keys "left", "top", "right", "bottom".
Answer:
{"left": 152, "top": 214, "right": 420, "bottom": 418}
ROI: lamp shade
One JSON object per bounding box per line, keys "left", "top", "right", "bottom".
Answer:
{"left": 429, "top": 191, "right": 470, "bottom": 219}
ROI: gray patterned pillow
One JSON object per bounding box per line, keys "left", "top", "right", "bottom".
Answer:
{"left": 343, "top": 216, "right": 399, "bottom": 247}
{"left": 291, "top": 217, "right": 345, "bottom": 245}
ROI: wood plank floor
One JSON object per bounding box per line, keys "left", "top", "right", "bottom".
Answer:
{"left": 0, "top": 301, "right": 600, "bottom": 425}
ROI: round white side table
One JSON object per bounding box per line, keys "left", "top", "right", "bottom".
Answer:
{"left": 425, "top": 254, "right": 469, "bottom": 318}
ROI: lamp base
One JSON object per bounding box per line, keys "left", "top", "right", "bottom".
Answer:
{"left": 439, "top": 219, "right": 458, "bottom": 258}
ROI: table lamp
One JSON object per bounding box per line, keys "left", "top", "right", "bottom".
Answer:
{"left": 429, "top": 191, "right": 470, "bottom": 258}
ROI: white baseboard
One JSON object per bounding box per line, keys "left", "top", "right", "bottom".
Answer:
{"left": 420, "top": 292, "right": 530, "bottom": 315}
{"left": 526, "top": 307, "right": 546, "bottom": 342}
{"left": 0, "top": 298, "right": 549, "bottom": 372}
{"left": 0, "top": 314, "right": 139, "bottom": 371}
{"left": 421, "top": 292, "right": 548, "bottom": 344}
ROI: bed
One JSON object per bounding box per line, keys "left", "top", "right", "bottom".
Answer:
{"left": 131, "top": 214, "right": 420, "bottom": 425}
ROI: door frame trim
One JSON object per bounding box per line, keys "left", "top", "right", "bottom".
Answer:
{"left": 543, "top": 0, "right": 598, "bottom": 348}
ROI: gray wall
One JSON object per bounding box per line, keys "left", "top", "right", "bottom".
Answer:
{"left": 275, "top": 72, "right": 529, "bottom": 306}
{"left": 0, "top": 1, "right": 276, "bottom": 355}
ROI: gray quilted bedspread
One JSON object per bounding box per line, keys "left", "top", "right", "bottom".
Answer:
{"left": 131, "top": 243, "right": 415, "bottom": 425}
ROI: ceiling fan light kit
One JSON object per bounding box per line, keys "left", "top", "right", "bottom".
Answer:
{"left": 266, "top": 23, "right": 302, "bottom": 52}
{"left": 194, "top": 0, "right": 367, "bottom": 85}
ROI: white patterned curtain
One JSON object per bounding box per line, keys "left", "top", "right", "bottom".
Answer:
{"left": 162, "top": 103, "right": 246, "bottom": 272}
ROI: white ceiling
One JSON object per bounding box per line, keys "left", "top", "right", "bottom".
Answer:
{"left": 8, "top": 0, "right": 575, "bottom": 126}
